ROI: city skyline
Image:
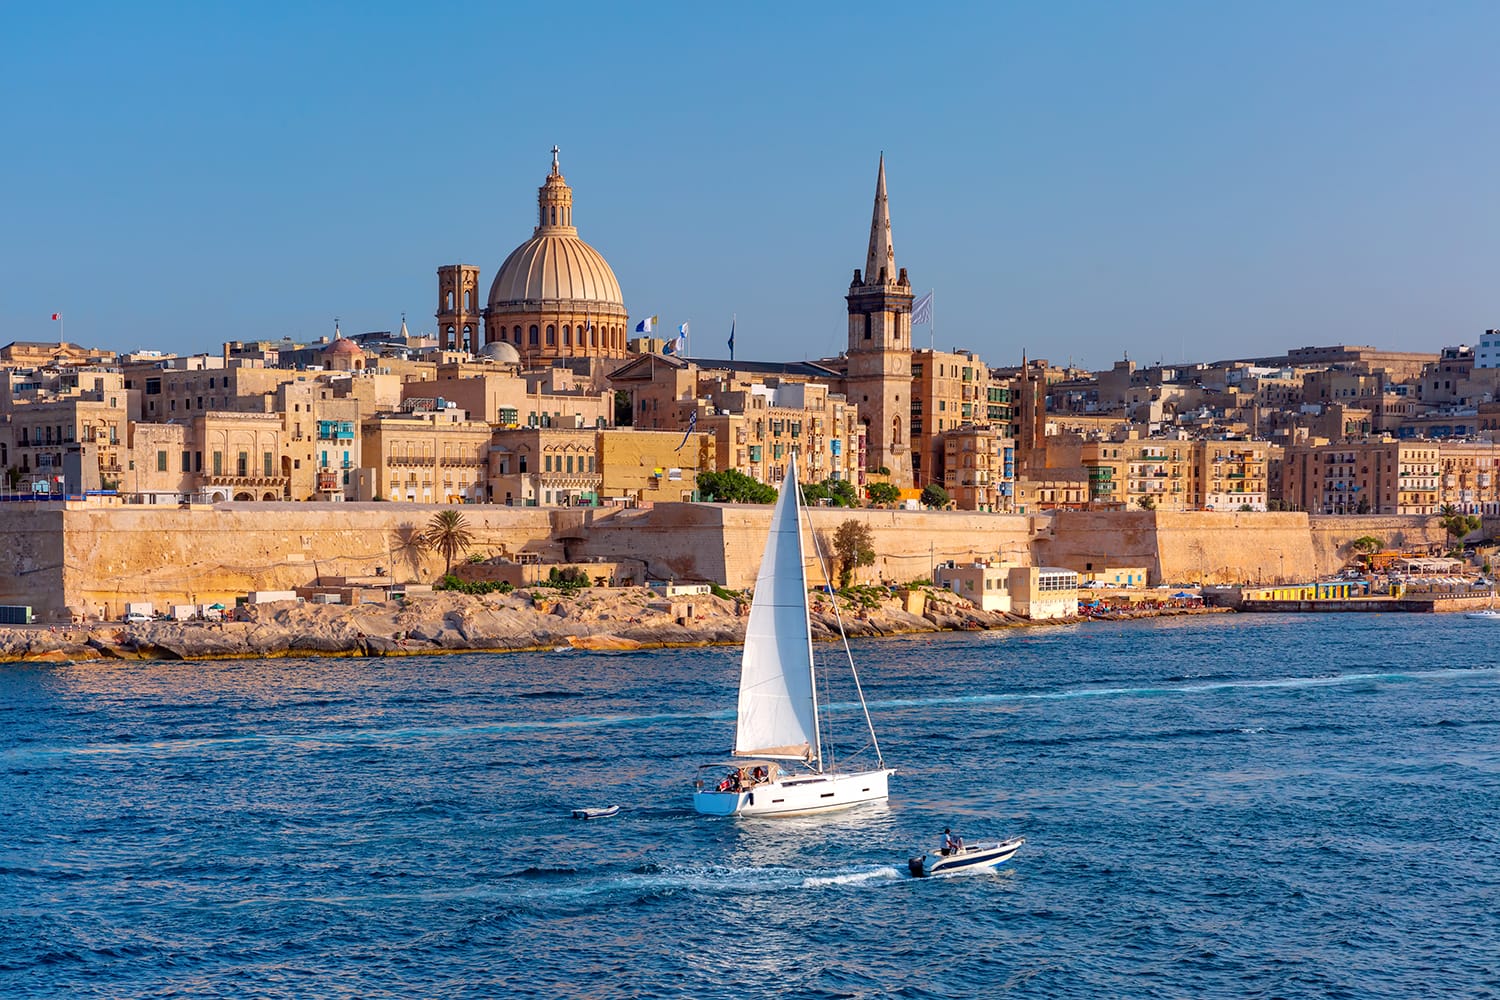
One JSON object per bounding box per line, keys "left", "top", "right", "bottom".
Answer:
{"left": 4, "top": 2, "right": 1498, "bottom": 368}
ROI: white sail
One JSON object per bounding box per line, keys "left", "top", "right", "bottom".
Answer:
{"left": 733, "top": 454, "right": 819, "bottom": 763}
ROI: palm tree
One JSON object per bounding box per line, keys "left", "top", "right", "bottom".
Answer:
{"left": 422, "top": 510, "right": 475, "bottom": 576}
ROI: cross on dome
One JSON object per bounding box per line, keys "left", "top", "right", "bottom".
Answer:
{"left": 551, "top": 145, "right": 560, "bottom": 175}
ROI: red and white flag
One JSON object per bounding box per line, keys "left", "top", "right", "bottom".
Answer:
{"left": 51, "top": 313, "right": 59, "bottom": 321}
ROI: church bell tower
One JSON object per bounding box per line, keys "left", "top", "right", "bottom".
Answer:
{"left": 845, "top": 154, "right": 914, "bottom": 488}
{"left": 436, "top": 264, "right": 482, "bottom": 353}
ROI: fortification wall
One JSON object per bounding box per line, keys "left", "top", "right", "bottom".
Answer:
{"left": 1035, "top": 510, "right": 1318, "bottom": 586}
{"left": 573, "top": 505, "right": 1033, "bottom": 589}
{"left": 1307, "top": 515, "right": 1448, "bottom": 574}
{"left": 4, "top": 500, "right": 1461, "bottom": 622}
{"left": 0, "top": 505, "right": 67, "bottom": 613}
{"left": 6, "top": 502, "right": 557, "bottom": 620}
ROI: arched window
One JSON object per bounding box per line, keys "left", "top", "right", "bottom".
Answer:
{"left": 446, "top": 291, "right": 454, "bottom": 311}
{"left": 546, "top": 325, "right": 556, "bottom": 346}
{"left": 892, "top": 415, "right": 902, "bottom": 445}
{"left": 562, "top": 325, "right": 571, "bottom": 346}
{"left": 513, "top": 325, "right": 522, "bottom": 344}
{"left": 529, "top": 325, "right": 539, "bottom": 346}
{"left": 550, "top": 206, "right": 557, "bottom": 225}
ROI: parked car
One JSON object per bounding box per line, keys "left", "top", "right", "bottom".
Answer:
{"left": 124, "top": 612, "right": 150, "bottom": 624}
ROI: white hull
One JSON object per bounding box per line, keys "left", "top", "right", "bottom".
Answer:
{"left": 909, "top": 836, "right": 1025, "bottom": 877}
{"left": 694, "top": 768, "right": 892, "bottom": 817}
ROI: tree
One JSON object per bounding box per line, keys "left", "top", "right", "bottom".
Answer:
{"left": 1349, "top": 535, "right": 1381, "bottom": 570}
{"left": 422, "top": 509, "right": 474, "bottom": 576}
{"left": 1356, "top": 494, "right": 1371, "bottom": 514}
{"left": 1438, "top": 505, "right": 1482, "bottom": 548}
{"left": 832, "top": 519, "right": 876, "bottom": 588}
{"left": 865, "top": 482, "right": 901, "bottom": 507}
{"left": 802, "top": 478, "right": 859, "bottom": 508}
{"left": 920, "top": 483, "right": 950, "bottom": 509}
{"left": 613, "top": 390, "right": 633, "bottom": 427}
{"left": 697, "top": 469, "right": 777, "bottom": 504}
{"left": 1138, "top": 495, "right": 1157, "bottom": 510}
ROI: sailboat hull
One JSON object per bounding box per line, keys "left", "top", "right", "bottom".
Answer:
{"left": 693, "top": 768, "right": 892, "bottom": 817}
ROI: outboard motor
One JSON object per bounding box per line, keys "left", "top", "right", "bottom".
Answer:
{"left": 908, "top": 856, "right": 926, "bottom": 878}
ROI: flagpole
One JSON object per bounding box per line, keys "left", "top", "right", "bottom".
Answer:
{"left": 929, "top": 288, "right": 935, "bottom": 351}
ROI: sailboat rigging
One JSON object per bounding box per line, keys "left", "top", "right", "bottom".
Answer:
{"left": 693, "top": 453, "right": 892, "bottom": 817}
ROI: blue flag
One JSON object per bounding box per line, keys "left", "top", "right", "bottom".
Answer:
{"left": 676, "top": 410, "right": 698, "bottom": 451}
{"left": 728, "top": 319, "right": 735, "bottom": 360}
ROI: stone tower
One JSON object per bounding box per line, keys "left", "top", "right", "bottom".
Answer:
{"left": 845, "top": 154, "right": 914, "bottom": 487}
{"left": 436, "top": 264, "right": 482, "bottom": 353}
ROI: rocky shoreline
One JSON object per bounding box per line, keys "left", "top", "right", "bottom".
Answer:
{"left": 0, "top": 586, "right": 1231, "bottom": 664}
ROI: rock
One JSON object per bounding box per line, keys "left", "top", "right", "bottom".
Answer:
{"left": 567, "top": 634, "right": 644, "bottom": 651}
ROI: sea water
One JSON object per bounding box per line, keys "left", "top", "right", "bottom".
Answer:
{"left": 2, "top": 613, "right": 1498, "bottom": 998}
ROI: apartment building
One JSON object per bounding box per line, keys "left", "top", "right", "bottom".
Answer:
{"left": 358, "top": 404, "right": 492, "bottom": 503}
{"left": 1282, "top": 440, "right": 1441, "bottom": 514}
{"left": 935, "top": 424, "right": 1016, "bottom": 511}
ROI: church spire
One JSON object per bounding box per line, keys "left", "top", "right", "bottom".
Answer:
{"left": 864, "top": 153, "right": 895, "bottom": 285}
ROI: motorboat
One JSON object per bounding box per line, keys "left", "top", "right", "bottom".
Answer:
{"left": 908, "top": 836, "right": 1025, "bottom": 877}
{"left": 1465, "top": 609, "right": 1500, "bottom": 621}
{"left": 571, "top": 805, "right": 620, "bottom": 820}
{"left": 692, "top": 453, "right": 892, "bottom": 818}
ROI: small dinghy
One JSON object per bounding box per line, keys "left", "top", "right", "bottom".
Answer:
{"left": 908, "top": 836, "right": 1025, "bottom": 877}
{"left": 571, "top": 805, "right": 620, "bottom": 820}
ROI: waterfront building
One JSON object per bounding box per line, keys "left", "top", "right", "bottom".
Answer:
{"left": 402, "top": 364, "right": 613, "bottom": 431}
{"left": 1194, "top": 440, "right": 1269, "bottom": 511}
{"left": 489, "top": 426, "right": 601, "bottom": 507}
{"left": 909, "top": 348, "right": 994, "bottom": 485}
{"left": 937, "top": 562, "right": 1078, "bottom": 619}
{"left": 1281, "top": 439, "right": 1440, "bottom": 514}
{"left": 358, "top": 403, "right": 491, "bottom": 503}
{"left": 597, "top": 428, "right": 712, "bottom": 505}
{"left": 936, "top": 424, "right": 1015, "bottom": 511}
{"left": 0, "top": 369, "right": 132, "bottom": 494}
{"left": 609, "top": 356, "right": 862, "bottom": 489}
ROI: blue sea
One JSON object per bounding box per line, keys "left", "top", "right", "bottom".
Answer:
{"left": 3, "top": 613, "right": 1499, "bottom": 998}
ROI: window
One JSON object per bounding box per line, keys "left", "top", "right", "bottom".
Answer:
{"left": 213, "top": 452, "right": 223, "bottom": 476}
{"left": 181, "top": 451, "right": 190, "bottom": 472}
{"left": 566, "top": 455, "right": 574, "bottom": 473}
{"left": 157, "top": 450, "right": 167, "bottom": 472}
{"left": 237, "top": 451, "right": 248, "bottom": 477}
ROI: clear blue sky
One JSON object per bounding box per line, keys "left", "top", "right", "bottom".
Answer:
{"left": 3, "top": 2, "right": 1497, "bottom": 370}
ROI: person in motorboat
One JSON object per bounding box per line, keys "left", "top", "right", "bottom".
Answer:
{"left": 942, "top": 828, "right": 964, "bottom": 855}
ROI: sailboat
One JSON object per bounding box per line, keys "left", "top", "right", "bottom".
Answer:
{"left": 693, "top": 453, "right": 892, "bottom": 817}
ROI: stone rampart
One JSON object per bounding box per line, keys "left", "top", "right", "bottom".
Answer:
{"left": 0, "top": 500, "right": 1461, "bottom": 621}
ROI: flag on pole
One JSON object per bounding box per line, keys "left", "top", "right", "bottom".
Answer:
{"left": 51, "top": 312, "right": 60, "bottom": 321}
{"left": 678, "top": 322, "right": 689, "bottom": 337}
{"left": 635, "top": 315, "right": 658, "bottom": 334}
{"left": 911, "top": 290, "right": 934, "bottom": 326}
{"left": 727, "top": 318, "right": 735, "bottom": 360}
{"left": 672, "top": 333, "right": 687, "bottom": 356}
{"left": 662, "top": 338, "right": 676, "bottom": 356}
{"left": 676, "top": 410, "right": 698, "bottom": 451}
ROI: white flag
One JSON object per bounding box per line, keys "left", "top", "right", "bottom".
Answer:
{"left": 912, "top": 290, "right": 934, "bottom": 326}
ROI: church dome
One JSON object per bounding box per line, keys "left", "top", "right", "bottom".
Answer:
{"left": 477, "top": 339, "right": 521, "bottom": 364}
{"left": 487, "top": 231, "right": 623, "bottom": 308}
{"left": 481, "top": 148, "right": 631, "bottom": 360}
{"left": 323, "top": 337, "right": 363, "bottom": 357}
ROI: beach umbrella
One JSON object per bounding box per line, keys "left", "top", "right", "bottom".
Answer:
{"left": 209, "top": 603, "right": 225, "bottom": 609}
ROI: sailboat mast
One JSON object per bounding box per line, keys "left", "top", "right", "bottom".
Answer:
{"left": 789, "top": 453, "right": 824, "bottom": 771}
